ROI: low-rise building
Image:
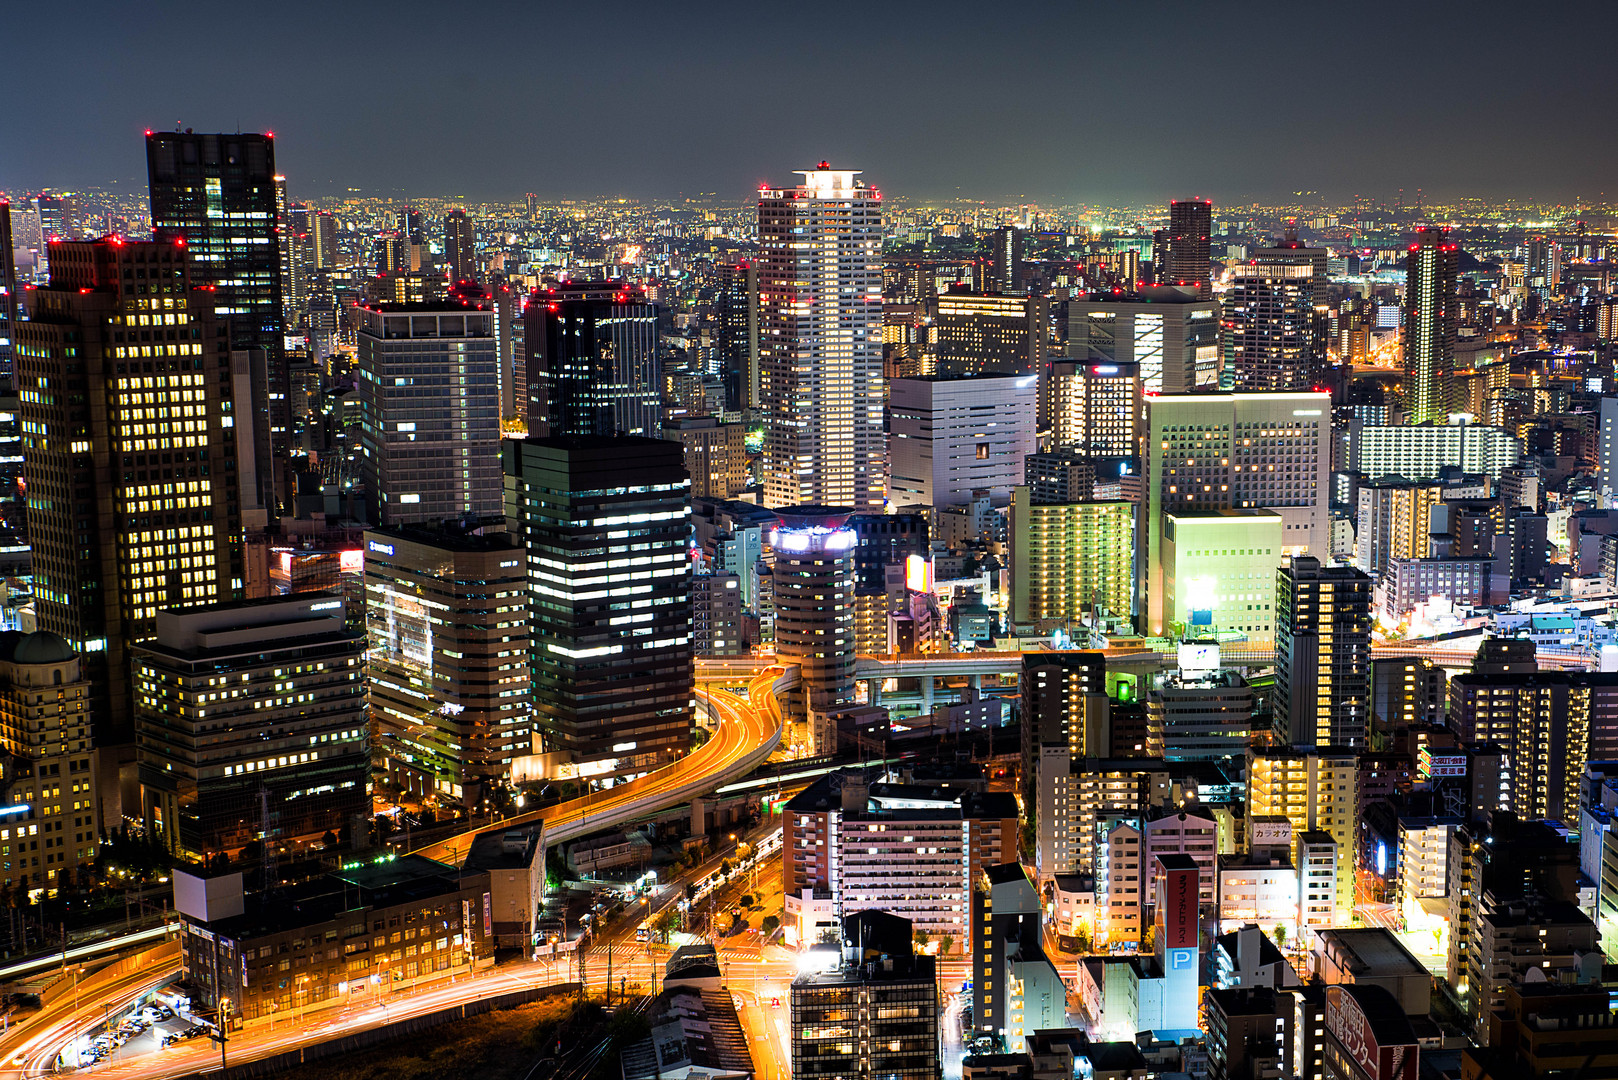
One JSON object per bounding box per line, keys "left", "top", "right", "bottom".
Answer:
{"left": 175, "top": 857, "right": 495, "bottom": 1024}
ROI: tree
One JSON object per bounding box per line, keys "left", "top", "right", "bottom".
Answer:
{"left": 320, "top": 830, "right": 338, "bottom": 850}
{"left": 651, "top": 908, "right": 680, "bottom": 943}
{"left": 740, "top": 894, "right": 755, "bottom": 908}
{"left": 1273, "top": 924, "right": 1288, "bottom": 948}
{"left": 719, "top": 859, "right": 733, "bottom": 879}
{"left": 913, "top": 928, "right": 931, "bottom": 951}
{"left": 761, "top": 915, "right": 780, "bottom": 936}
{"left": 939, "top": 934, "right": 955, "bottom": 955}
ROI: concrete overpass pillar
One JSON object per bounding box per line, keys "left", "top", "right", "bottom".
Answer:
{"left": 968, "top": 673, "right": 982, "bottom": 697}
{"left": 868, "top": 679, "right": 882, "bottom": 706}
{"left": 921, "top": 676, "right": 935, "bottom": 712}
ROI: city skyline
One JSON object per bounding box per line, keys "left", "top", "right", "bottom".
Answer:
{"left": 5, "top": 1, "right": 1618, "bottom": 206}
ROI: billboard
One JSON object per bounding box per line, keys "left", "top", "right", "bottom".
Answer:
{"left": 1417, "top": 748, "right": 1467, "bottom": 779}
{"left": 1158, "top": 862, "right": 1198, "bottom": 950}
{"left": 1326, "top": 985, "right": 1417, "bottom": 1080}
{"left": 1177, "top": 642, "right": 1220, "bottom": 674}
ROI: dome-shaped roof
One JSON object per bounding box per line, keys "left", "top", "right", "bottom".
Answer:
{"left": 10, "top": 631, "right": 75, "bottom": 665}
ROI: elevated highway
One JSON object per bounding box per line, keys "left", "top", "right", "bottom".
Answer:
{"left": 414, "top": 665, "right": 790, "bottom": 864}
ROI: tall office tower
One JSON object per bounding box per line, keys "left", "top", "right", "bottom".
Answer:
{"left": 758, "top": 165, "right": 885, "bottom": 509}
{"left": 310, "top": 210, "right": 339, "bottom": 270}
{"left": 1007, "top": 490, "right": 1136, "bottom": 626}
{"left": 356, "top": 295, "right": 502, "bottom": 527}
{"left": 1526, "top": 237, "right": 1560, "bottom": 296}
{"left": 0, "top": 632, "right": 100, "bottom": 891}
{"left": 272, "top": 175, "right": 292, "bottom": 323}
{"left": 1044, "top": 360, "right": 1141, "bottom": 455}
{"left": 282, "top": 226, "right": 311, "bottom": 328}
{"left": 1167, "top": 199, "right": 1213, "bottom": 300}
{"left": 523, "top": 282, "right": 661, "bottom": 439}
{"left": 134, "top": 595, "right": 366, "bottom": 859}
{"left": 1069, "top": 287, "right": 1220, "bottom": 394}
{"left": 1404, "top": 227, "right": 1460, "bottom": 425}
{"left": 1142, "top": 392, "right": 1330, "bottom": 635}
{"left": 662, "top": 417, "right": 750, "bottom": 499}
{"left": 888, "top": 375, "right": 1037, "bottom": 507}
{"left": 990, "top": 225, "right": 1023, "bottom": 291}
{"left": 444, "top": 209, "right": 476, "bottom": 284}
{"left": 1274, "top": 556, "right": 1371, "bottom": 749}
{"left": 146, "top": 132, "right": 289, "bottom": 498}
{"left": 770, "top": 507, "right": 856, "bottom": 756}
{"left": 17, "top": 238, "right": 245, "bottom": 740}
{"left": 932, "top": 288, "right": 1045, "bottom": 376}
{"left": 714, "top": 260, "right": 759, "bottom": 412}
{"left": 790, "top": 911, "right": 941, "bottom": 1080}
{"left": 374, "top": 233, "right": 407, "bottom": 274}
{"left": 36, "top": 196, "right": 68, "bottom": 245}
{"left": 504, "top": 436, "right": 691, "bottom": 775}
{"left": 1223, "top": 233, "right": 1327, "bottom": 391}
{"left": 1246, "top": 747, "right": 1356, "bottom": 921}
{"left": 364, "top": 524, "right": 530, "bottom": 807}
{"left": 0, "top": 200, "right": 16, "bottom": 383}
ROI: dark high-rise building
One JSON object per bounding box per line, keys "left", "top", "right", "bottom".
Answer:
{"left": 1404, "top": 227, "right": 1460, "bottom": 425}
{"left": 1167, "top": 199, "right": 1213, "bottom": 300}
{"left": 146, "top": 131, "right": 288, "bottom": 507}
{"left": 989, "top": 225, "right": 1022, "bottom": 291}
{"left": 932, "top": 287, "right": 1045, "bottom": 376}
{"left": 714, "top": 260, "right": 758, "bottom": 412}
{"left": 771, "top": 507, "right": 857, "bottom": 757}
{"left": 0, "top": 200, "right": 16, "bottom": 384}
{"left": 522, "top": 283, "right": 661, "bottom": 439}
{"left": 1020, "top": 651, "right": 1109, "bottom": 804}
{"left": 310, "top": 210, "right": 339, "bottom": 270}
{"left": 134, "top": 594, "right": 367, "bottom": 859}
{"left": 444, "top": 209, "right": 476, "bottom": 285}
{"left": 1275, "top": 556, "right": 1371, "bottom": 749}
{"left": 356, "top": 295, "right": 503, "bottom": 527}
{"left": 1223, "top": 231, "right": 1328, "bottom": 391}
{"left": 790, "top": 910, "right": 940, "bottom": 1080}
{"left": 16, "top": 238, "right": 246, "bottom": 741}
{"left": 504, "top": 436, "right": 692, "bottom": 774}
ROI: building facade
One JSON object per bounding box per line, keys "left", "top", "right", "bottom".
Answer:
{"left": 357, "top": 299, "right": 502, "bottom": 527}
{"left": 135, "top": 595, "right": 368, "bottom": 859}
{"left": 889, "top": 376, "right": 1038, "bottom": 508}
{"left": 504, "top": 436, "right": 692, "bottom": 776}
{"left": 758, "top": 167, "right": 885, "bottom": 509}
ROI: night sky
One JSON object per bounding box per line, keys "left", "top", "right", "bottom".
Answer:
{"left": 6, "top": 0, "right": 1617, "bottom": 206}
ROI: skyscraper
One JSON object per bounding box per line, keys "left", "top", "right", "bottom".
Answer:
{"left": 932, "top": 288, "right": 1045, "bottom": 376}
{"left": 444, "top": 209, "right": 476, "bottom": 284}
{"left": 504, "top": 436, "right": 692, "bottom": 775}
{"left": 1404, "top": 227, "right": 1459, "bottom": 425}
{"left": 356, "top": 295, "right": 503, "bottom": 527}
{"left": 758, "top": 165, "right": 885, "bottom": 509}
{"left": 1222, "top": 232, "right": 1327, "bottom": 391}
{"left": 1167, "top": 199, "right": 1213, "bottom": 300}
{"left": 1068, "top": 287, "right": 1220, "bottom": 394}
{"left": 714, "top": 260, "right": 758, "bottom": 412}
{"left": 364, "top": 524, "right": 531, "bottom": 807}
{"left": 1274, "top": 555, "right": 1371, "bottom": 749}
{"left": 1044, "top": 360, "right": 1141, "bottom": 455}
{"left": 771, "top": 507, "right": 856, "bottom": 757}
{"left": 16, "top": 238, "right": 245, "bottom": 739}
{"left": 134, "top": 594, "right": 367, "bottom": 860}
{"left": 522, "top": 282, "right": 661, "bottom": 439}
{"left": 989, "top": 224, "right": 1023, "bottom": 291}
{"left": 146, "top": 132, "right": 288, "bottom": 502}
{"left": 1142, "top": 392, "right": 1331, "bottom": 635}
{"left": 0, "top": 200, "right": 16, "bottom": 384}
{"left": 310, "top": 210, "right": 339, "bottom": 270}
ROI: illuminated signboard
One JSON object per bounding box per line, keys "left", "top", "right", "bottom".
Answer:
{"left": 368, "top": 541, "right": 396, "bottom": 557}
{"left": 1417, "top": 748, "right": 1467, "bottom": 779}
{"left": 1159, "top": 862, "right": 1198, "bottom": 950}
{"left": 1325, "top": 985, "right": 1418, "bottom": 1080}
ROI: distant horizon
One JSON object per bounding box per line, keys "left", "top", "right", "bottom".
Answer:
{"left": 4, "top": 0, "right": 1615, "bottom": 211}
{"left": 4, "top": 168, "right": 1613, "bottom": 218}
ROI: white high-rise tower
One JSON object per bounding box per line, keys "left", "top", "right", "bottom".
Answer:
{"left": 758, "top": 164, "right": 886, "bottom": 509}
